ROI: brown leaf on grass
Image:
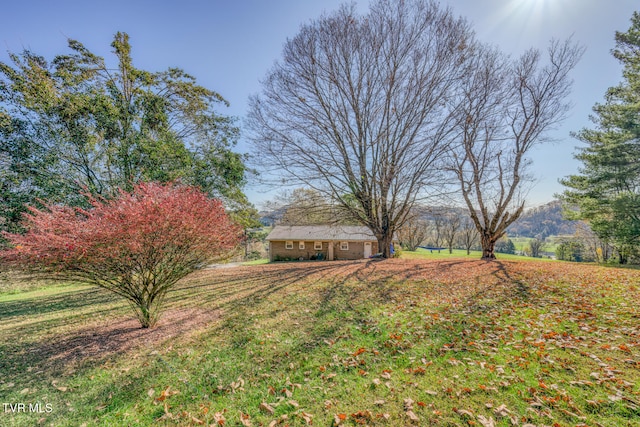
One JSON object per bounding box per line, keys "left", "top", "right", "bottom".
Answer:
{"left": 493, "top": 404, "right": 511, "bottom": 418}
{"left": 260, "top": 402, "right": 275, "bottom": 415}
{"left": 477, "top": 415, "right": 496, "bottom": 427}
{"left": 299, "top": 411, "right": 313, "bottom": 425}
{"left": 353, "top": 347, "right": 366, "bottom": 357}
{"left": 213, "top": 411, "right": 226, "bottom": 426}
{"left": 190, "top": 414, "right": 205, "bottom": 425}
{"left": 51, "top": 381, "right": 68, "bottom": 392}
{"left": 403, "top": 398, "right": 415, "bottom": 409}
{"left": 351, "top": 410, "right": 373, "bottom": 421}
{"left": 154, "top": 386, "right": 179, "bottom": 403}
{"left": 147, "top": 388, "right": 155, "bottom": 398}
{"left": 239, "top": 412, "right": 253, "bottom": 427}
{"left": 454, "top": 408, "right": 474, "bottom": 417}
{"left": 406, "top": 410, "right": 419, "bottom": 422}
{"left": 334, "top": 413, "right": 347, "bottom": 425}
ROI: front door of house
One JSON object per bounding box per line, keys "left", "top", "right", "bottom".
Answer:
{"left": 363, "top": 242, "right": 372, "bottom": 258}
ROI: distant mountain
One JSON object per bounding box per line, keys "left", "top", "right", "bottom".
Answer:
{"left": 259, "top": 207, "right": 287, "bottom": 226}
{"left": 259, "top": 199, "right": 577, "bottom": 239}
{"left": 507, "top": 200, "right": 576, "bottom": 238}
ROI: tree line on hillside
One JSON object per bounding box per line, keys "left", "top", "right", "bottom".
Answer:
{"left": 506, "top": 200, "right": 577, "bottom": 239}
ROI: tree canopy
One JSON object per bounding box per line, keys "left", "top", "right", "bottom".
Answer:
{"left": 449, "top": 40, "right": 583, "bottom": 259}
{"left": 560, "top": 12, "right": 640, "bottom": 263}
{"left": 248, "top": 0, "right": 472, "bottom": 257}
{"left": 0, "top": 32, "right": 251, "bottom": 237}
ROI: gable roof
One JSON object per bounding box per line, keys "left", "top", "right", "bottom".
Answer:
{"left": 266, "top": 225, "right": 376, "bottom": 242}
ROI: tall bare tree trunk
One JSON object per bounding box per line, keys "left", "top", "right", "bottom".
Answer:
{"left": 377, "top": 233, "right": 394, "bottom": 259}
{"left": 481, "top": 233, "right": 496, "bottom": 260}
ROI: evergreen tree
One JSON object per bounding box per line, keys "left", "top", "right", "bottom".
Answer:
{"left": 560, "top": 12, "right": 640, "bottom": 263}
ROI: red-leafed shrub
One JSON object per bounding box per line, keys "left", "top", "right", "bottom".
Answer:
{"left": 2, "top": 182, "right": 241, "bottom": 327}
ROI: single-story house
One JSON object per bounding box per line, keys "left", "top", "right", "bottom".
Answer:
{"left": 266, "top": 225, "right": 382, "bottom": 262}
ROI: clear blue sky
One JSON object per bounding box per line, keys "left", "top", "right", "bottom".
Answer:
{"left": 2, "top": 0, "right": 638, "bottom": 208}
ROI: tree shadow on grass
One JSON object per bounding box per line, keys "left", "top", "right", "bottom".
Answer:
{"left": 0, "top": 287, "right": 121, "bottom": 319}
{"left": 0, "top": 307, "right": 221, "bottom": 382}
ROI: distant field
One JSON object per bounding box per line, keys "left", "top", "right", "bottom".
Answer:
{"left": 1, "top": 259, "right": 639, "bottom": 426}
{"left": 401, "top": 247, "right": 550, "bottom": 261}
{"left": 510, "top": 236, "right": 572, "bottom": 255}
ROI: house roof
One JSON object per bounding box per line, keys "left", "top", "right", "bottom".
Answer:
{"left": 266, "top": 225, "right": 377, "bottom": 242}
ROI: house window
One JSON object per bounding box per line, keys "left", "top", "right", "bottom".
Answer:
{"left": 314, "top": 241, "right": 323, "bottom": 250}
{"left": 340, "top": 242, "right": 349, "bottom": 251}
{"left": 285, "top": 241, "right": 293, "bottom": 250}
{"left": 299, "top": 241, "right": 305, "bottom": 250}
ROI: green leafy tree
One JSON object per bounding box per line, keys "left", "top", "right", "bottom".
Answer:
{"left": 560, "top": 12, "right": 640, "bottom": 263}
{"left": 0, "top": 32, "right": 251, "bottom": 238}
{"left": 495, "top": 238, "right": 516, "bottom": 255}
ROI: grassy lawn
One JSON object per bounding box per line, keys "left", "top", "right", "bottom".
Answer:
{"left": 1, "top": 259, "right": 639, "bottom": 426}
{"left": 400, "top": 247, "right": 546, "bottom": 262}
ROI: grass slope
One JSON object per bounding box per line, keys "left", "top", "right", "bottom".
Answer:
{"left": 1, "top": 259, "right": 639, "bottom": 426}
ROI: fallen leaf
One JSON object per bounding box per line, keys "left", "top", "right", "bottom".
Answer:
{"left": 353, "top": 347, "right": 367, "bottom": 356}
{"left": 477, "top": 415, "right": 496, "bottom": 427}
{"left": 213, "top": 412, "right": 226, "bottom": 426}
{"left": 260, "top": 402, "right": 275, "bottom": 415}
{"left": 239, "top": 412, "right": 252, "bottom": 427}
{"left": 299, "top": 411, "right": 313, "bottom": 425}
{"left": 406, "top": 410, "right": 419, "bottom": 422}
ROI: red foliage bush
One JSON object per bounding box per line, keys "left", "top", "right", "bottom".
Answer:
{"left": 2, "top": 182, "right": 241, "bottom": 327}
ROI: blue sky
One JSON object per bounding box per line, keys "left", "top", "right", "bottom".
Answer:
{"left": 2, "top": 0, "right": 638, "bottom": 208}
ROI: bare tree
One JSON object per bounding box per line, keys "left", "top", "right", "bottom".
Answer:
{"left": 528, "top": 238, "right": 545, "bottom": 258}
{"left": 449, "top": 40, "right": 583, "bottom": 259}
{"left": 397, "top": 216, "right": 430, "bottom": 251}
{"left": 442, "top": 212, "right": 461, "bottom": 254}
{"left": 574, "top": 221, "right": 612, "bottom": 262}
{"left": 248, "top": 0, "right": 472, "bottom": 257}
{"left": 431, "top": 211, "right": 446, "bottom": 249}
{"left": 278, "top": 188, "right": 336, "bottom": 225}
{"left": 459, "top": 215, "right": 479, "bottom": 255}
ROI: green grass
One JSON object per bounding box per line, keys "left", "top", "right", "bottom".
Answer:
{"left": 1, "top": 260, "right": 639, "bottom": 426}
{"left": 241, "top": 258, "right": 270, "bottom": 266}
{"left": 400, "top": 247, "right": 548, "bottom": 261}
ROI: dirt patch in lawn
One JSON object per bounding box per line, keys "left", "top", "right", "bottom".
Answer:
{"left": 35, "top": 307, "right": 220, "bottom": 369}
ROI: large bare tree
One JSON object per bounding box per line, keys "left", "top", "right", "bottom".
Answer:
{"left": 449, "top": 40, "right": 583, "bottom": 259}
{"left": 248, "top": 0, "right": 472, "bottom": 257}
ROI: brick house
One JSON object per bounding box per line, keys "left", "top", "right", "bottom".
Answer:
{"left": 266, "top": 225, "right": 382, "bottom": 262}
